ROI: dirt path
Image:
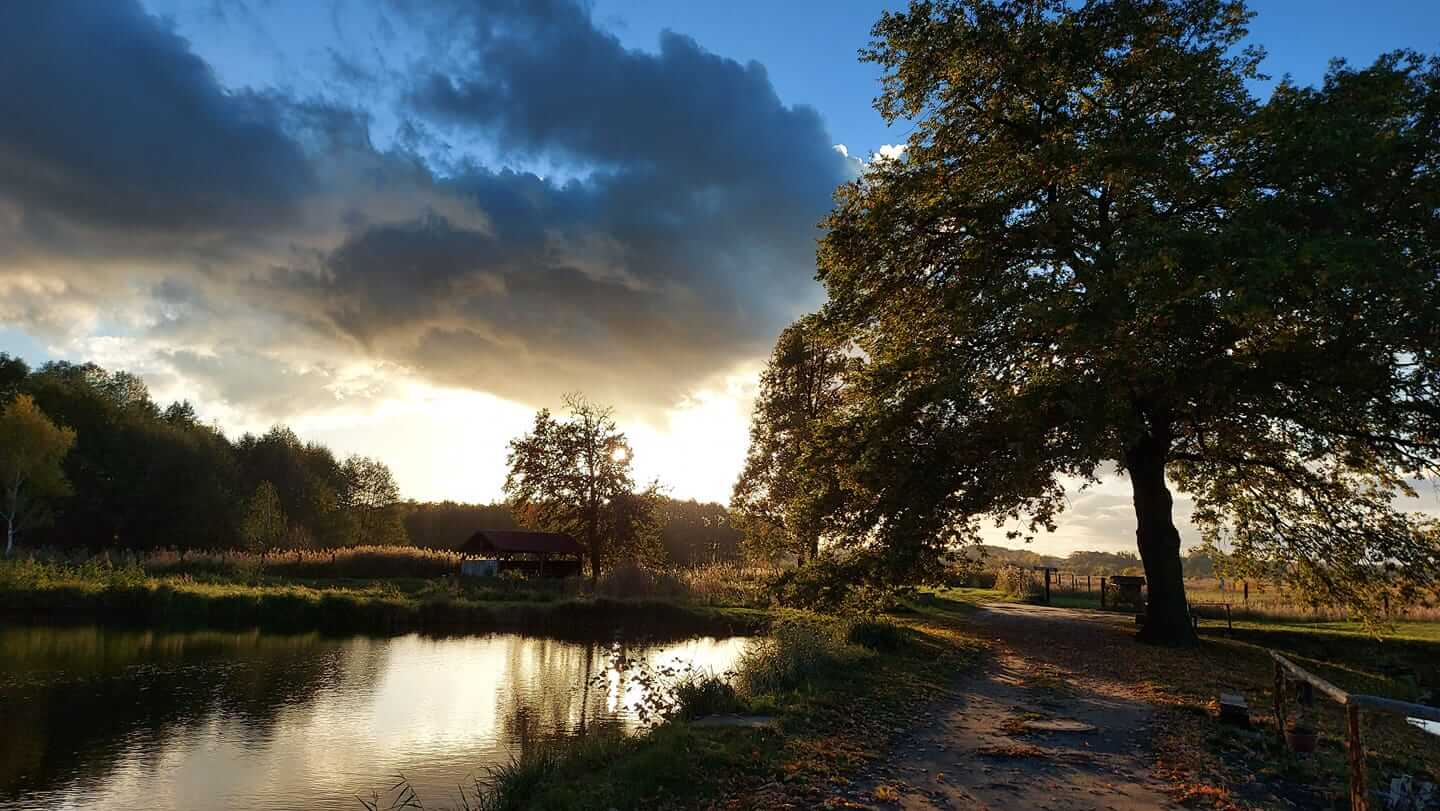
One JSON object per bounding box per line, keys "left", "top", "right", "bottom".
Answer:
{"left": 851, "top": 602, "right": 1181, "bottom": 810}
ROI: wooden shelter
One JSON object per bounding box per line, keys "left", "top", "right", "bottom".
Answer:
{"left": 458, "top": 529, "right": 584, "bottom": 578}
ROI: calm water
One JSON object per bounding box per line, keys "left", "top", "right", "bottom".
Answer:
{"left": 0, "top": 624, "right": 750, "bottom": 810}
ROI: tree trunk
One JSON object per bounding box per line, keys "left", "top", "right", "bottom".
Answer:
{"left": 1125, "top": 433, "right": 1196, "bottom": 645}
{"left": 587, "top": 508, "right": 600, "bottom": 584}
{"left": 4, "top": 519, "right": 11, "bottom": 557}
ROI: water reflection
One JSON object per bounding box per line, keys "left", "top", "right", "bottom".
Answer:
{"left": 0, "top": 624, "right": 749, "bottom": 811}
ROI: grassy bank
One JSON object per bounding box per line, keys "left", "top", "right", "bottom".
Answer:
{"left": 363, "top": 608, "right": 984, "bottom": 810}
{"left": 0, "top": 557, "right": 765, "bottom": 639}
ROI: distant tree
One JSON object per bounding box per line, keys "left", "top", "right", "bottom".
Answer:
{"left": 240, "top": 481, "right": 287, "bottom": 553}
{"left": 402, "top": 501, "right": 518, "bottom": 549}
{"left": 0, "top": 353, "right": 28, "bottom": 399}
{"left": 731, "top": 316, "right": 851, "bottom": 564}
{"left": 504, "top": 395, "right": 643, "bottom": 580}
{"left": 815, "top": 0, "right": 1440, "bottom": 641}
{"left": 604, "top": 486, "right": 666, "bottom": 569}
{"left": 657, "top": 498, "right": 743, "bottom": 565}
{"left": 236, "top": 426, "right": 350, "bottom": 547}
{"left": 0, "top": 395, "right": 77, "bottom": 555}
{"left": 162, "top": 400, "right": 199, "bottom": 427}
{"left": 341, "top": 455, "right": 406, "bottom": 546}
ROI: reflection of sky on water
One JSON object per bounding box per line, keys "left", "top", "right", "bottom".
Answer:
{"left": 1, "top": 627, "right": 751, "bottom": 811}
{"left": 1410, "top": 717, "right": 1440, "bottom": 737}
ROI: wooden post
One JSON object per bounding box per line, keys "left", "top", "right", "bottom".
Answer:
{"left": 1087, "top": 574, "right": 1092, "bottom": 593}
{"left": 1100, "top": 576, "right": 1107, "bottom": 608}
{"left": 1044, "top": 568, "right": 1052, "bottom": 605}
{"left": 1244, "top": 581, "right": 1249, "bottom": 604}
{"left": 1347, "top": 703, "right": 1368, "bottom": 811}
{"left": 1273, "top": 660, "right": 1287, "bottom": 746}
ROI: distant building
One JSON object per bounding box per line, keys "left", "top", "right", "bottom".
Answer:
{"left": 458, "top": 529, "right": 584, "bottom": 578}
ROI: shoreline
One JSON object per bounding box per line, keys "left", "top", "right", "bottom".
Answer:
{"left": 0, "top": 576, "right": 768, "bottom": 641}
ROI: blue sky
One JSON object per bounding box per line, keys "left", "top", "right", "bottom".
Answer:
{"left": 2, "top": 0, "right": 1438, "bottom": 552}
{"left": 130, "top": 1, "right": 1440, "bottom": 174}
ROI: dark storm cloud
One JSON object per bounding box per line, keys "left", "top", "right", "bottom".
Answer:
{"left": 0, "top": 0, "right": 854, "bottom": 417}
{"left": 406, "top": 0, "right": 840, "bottom": 191}
{"left": 0, "top": 1, "right": 313, "bottom": 232}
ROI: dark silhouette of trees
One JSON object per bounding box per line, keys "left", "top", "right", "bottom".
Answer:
{"left": 810, "top": 0, "right": 1440, "bottom": 642}
{"left": 503, "top": 395, "right": 662, "bottom": 578}
{"left": 2, "top": 358, "right": 406, "bottom": 552}
{"left": 731, "top": 316, "right": 851, "bottom": 564}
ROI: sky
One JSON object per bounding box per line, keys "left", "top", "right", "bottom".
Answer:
{"left": 1, "top": 0, "right": 1437, "bottom": 555}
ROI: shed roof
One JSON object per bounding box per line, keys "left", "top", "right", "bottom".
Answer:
{"left": 461, "top": 529, "right": 584, "bottom": 557}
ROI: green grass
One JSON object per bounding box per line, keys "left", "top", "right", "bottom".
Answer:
{"left": 0, "top": 557, "right": 765, "bottom": 639}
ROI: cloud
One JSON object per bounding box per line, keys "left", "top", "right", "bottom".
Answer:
{"left": 0, "top": 0, "right": 853, "bottom": 423}
{"left": 0, "top": 1, "right": 312, "bottom": 233}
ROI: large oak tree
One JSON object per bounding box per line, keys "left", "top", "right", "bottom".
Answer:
{"left": 815, "top": 0, "right": 1440, "bottom": 642}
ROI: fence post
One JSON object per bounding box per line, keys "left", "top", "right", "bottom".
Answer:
{"left": 1044, "top": 568, "right": 1052, "bottom": 605}
{"left": 1347, "top": 704, "right": 1368, "bottom": 811}
{"left": 1100, "top": 576, "right": 1107, "bottom": 608}
{"left": 1244, "top": 581, "right": 1249, "bottom": 604}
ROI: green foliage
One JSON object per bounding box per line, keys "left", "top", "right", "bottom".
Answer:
{"left": 341, "top": 455, "right": 406, "bottom": 546}
{"left": 795, "top": 0, "right": 1440, "bottom": 636}
{"left": 766, "top": 553, "right": 913, "bottom": 615}
{"left": 239, "top": 481, "right": 287, "bottom": 553}
{"left": 846, "top": 619, "right": 906, "bottom": 652}
{"left": 504, "top": 394, "right": 658, "bottom": 578}
{"left": 732, "top": 614, "right": 868, "bottom": 697}
{"left": 994, "top": 564, "right": 1038, "bottom": 600}
{"left": 730, "top": 315, "right": 851, "bottom": 565}
{"left": 3, "top": 359, "right": 407, "bottom": 554}
{"left": 0, "top": 394, "right": 76, "bottom": 554}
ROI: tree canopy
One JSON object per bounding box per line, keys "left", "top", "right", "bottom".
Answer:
{"left": 802, "top": 0, "right": 1440, "bottom": 642}
{"left": 0, "top": 394, "right": 76, "bottom": 555}
{"left": 730, "top": 315, "right": 852, "bottom": 564}
{"left": 2, "top": 356, "right": 407, "bottom": 552}
{"left": 504, "top": 395, "right": 661, "bottom": 578}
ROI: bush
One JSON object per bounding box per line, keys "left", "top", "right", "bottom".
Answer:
{"left": 674, "top": 675, "right": 744, "bottom": 720}
{"left": 846, "top": 619, "right": 906, "bottom": 652}
{"left": 995, "top": 564, "right": 1040, "bottom": 599}
{"left": 595, "top": 562, "right": 688, "bottom": 601}
{"left": 733, "top": 615, "right": 867, "bottom": 697}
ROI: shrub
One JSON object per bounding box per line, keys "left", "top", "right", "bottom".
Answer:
{"left": 733, "top": 615, "right": 867, "bottom": 697}
{"left": 595, "top": 562, "right": 687, "bottom": 601}
{"left": 846, "top": 619, "right": 906, "bottom": 652}
{"left": 995, "top": 564, "right": 1040, "bottom": 599}
{"left": 673, "top": 674, "right": 744, "bottom": 720}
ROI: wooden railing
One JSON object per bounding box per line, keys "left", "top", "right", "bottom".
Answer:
{"left": 1271, "top": 651, "right": 1440, "bottom": 810}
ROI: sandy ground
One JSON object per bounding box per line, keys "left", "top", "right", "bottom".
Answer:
{"left": 847, "top": 602, "right": 1180, "bottom": 810}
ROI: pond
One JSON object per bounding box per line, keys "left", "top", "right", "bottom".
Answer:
{"left": 0, "top": 623, "right": 751, "bottom": 810}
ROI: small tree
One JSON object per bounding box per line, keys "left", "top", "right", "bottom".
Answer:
{"left": 341, "top": 455, "right": 406, "bottom": 546}
{"left": 240, "top": 481, "right": 287, "bottom": 553}
{"left": 504, "top": 395, "right": 643, "bottom": 580}
{"left": 0, "top": 395, "right": 76, "bottom": 555}
{"left": 731, "top": 316, "right": 851, "bottom": 564}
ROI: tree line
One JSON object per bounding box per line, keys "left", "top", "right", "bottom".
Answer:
{"left": 0, "top": 356, "right": 743, "bottom": 566}
{"left": 0, "top": 357, "right": 407, "bottom": 552}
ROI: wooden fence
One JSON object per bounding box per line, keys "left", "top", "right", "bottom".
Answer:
{"left": 1271, "top": 650, "right": 1440, "bottom": 810}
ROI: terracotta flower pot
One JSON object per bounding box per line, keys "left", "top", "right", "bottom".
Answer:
{"left": 1286, "top": 727, "right": 1318, "bottom": 753}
